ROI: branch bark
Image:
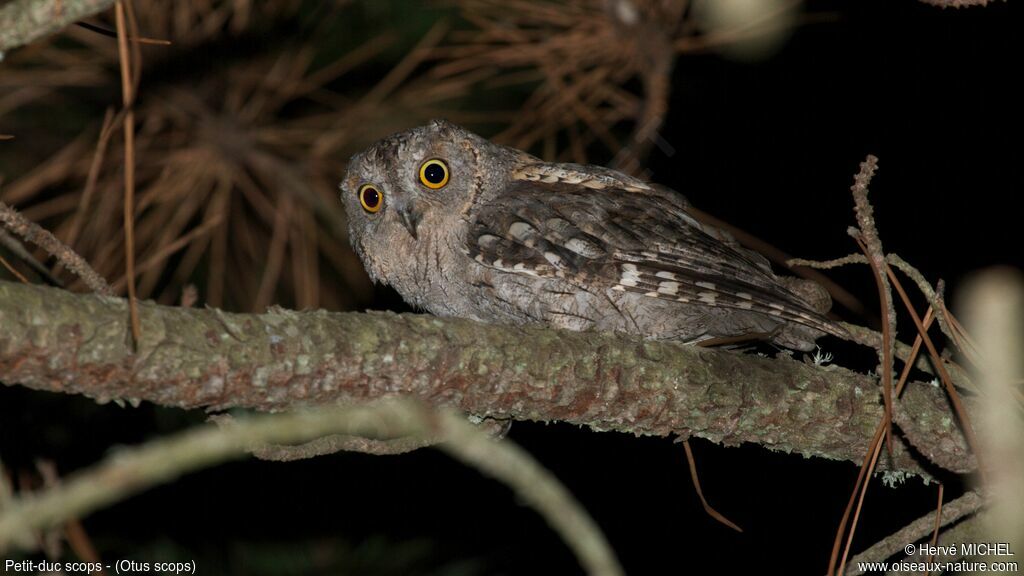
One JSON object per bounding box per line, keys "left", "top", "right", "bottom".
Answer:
{"left": 0, "top": 281, "right": 972, "bottom": 477}
{"left": 0, "top": 0, "right": 115, "bottom": 53}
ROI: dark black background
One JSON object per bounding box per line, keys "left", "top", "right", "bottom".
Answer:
{"left": 2, "top": 1, "right": 1021, "bottom": 574}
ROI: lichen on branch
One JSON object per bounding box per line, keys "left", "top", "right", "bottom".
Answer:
{"left": 0, "top": 281, "right": 972, "bottom": 477}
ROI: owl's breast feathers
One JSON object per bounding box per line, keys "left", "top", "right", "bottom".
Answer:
{"left": 464, "top": 163, "right": 848, "bottom": 344}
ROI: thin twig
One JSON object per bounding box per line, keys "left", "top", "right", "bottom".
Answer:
{"left": 251, "top": 434, "right": 438, "bottom": 460}
{"left": 0, "top": 201, "right": 112, "bottom": 295}
{"left": 787, "top": 254, "right": 868, "bottom": 269}
{"left": 846, "top": 155, "right": 895, "bottom": 458}
{"left": 794, "top": 253, "right": 976, "bottom": 390}
{"left": 886, "top": 254, "right": 962, "bottom": 356}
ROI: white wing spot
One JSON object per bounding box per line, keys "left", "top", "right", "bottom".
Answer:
{"left": 655, "top": 271, "right": 676, "bottom": 279}
{"left": 695, "top": 281, "right": 716, "bottom": 290}
{"left": 620, "top": 263, "right": 641, "bottom": 287}
{"left": 544, "top": 252, "right": 563, "bottom": 267}
{"left": 698, "top": 292, "right": 717, "bottom": 304}
{"left": 565, "top": 237, "right": 601, "bottom": 257}
{"left": 509, "top": 221, "right": 535, "bottom": 241}
{"left": 735, "top": 292, "right": 753, "bottom": 300}
{"left": 657, "top": 281, "right": 679, "bottom": 295}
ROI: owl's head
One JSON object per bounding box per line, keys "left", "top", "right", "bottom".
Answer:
{"left": 341, "top": 120, "right": 497, "bottom": 276}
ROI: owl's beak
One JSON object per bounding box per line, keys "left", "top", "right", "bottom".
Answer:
{"left": 397, "top": 203, "right": 422, "bottom": 240}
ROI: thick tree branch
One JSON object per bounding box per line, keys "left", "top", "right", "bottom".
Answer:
{"left": 0, "top": 281, "right": 972, "bottom": 477}
{"left": 0, "top": 0, "right": 114, "bottom": 53}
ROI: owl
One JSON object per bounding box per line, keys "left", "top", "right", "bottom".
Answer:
{"left": 340, "top": 120, "right": 845, "bottom": 351}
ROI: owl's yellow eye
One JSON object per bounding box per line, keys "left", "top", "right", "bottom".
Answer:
{"left": 418, "top": 159, "right": 449, "bottom": 189}
{"left": 359, "top": 184, "right": 383, "bottom": 213}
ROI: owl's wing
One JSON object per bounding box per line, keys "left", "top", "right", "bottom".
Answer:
{"left": 466, "top": 177, "right": 844, "bottom": 339}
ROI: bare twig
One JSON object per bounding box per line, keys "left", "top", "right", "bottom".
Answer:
{"left": 793, "top": 257, "right": 975, "bottom": 391}
{"left": 886, "top": 254, "right": 963, "bottom": 358}
{"left": 788, "top": 253, "right": 869, "bottom": 270}
{"left": 0, "top": 202, "right": 112, "bottom": 295}
{"left": 250, "top": 434, "right": 439, "bottom": 460}
{"left": 846, "top": 156, "right": 895, "bottom": 458}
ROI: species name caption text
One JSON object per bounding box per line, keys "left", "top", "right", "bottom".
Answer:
{"left": 4, "top": 559, "right": 195, "bottom": 574}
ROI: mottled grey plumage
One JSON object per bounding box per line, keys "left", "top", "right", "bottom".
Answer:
{"left": 340, "top": 120, "right": 844, "bottom": 351}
